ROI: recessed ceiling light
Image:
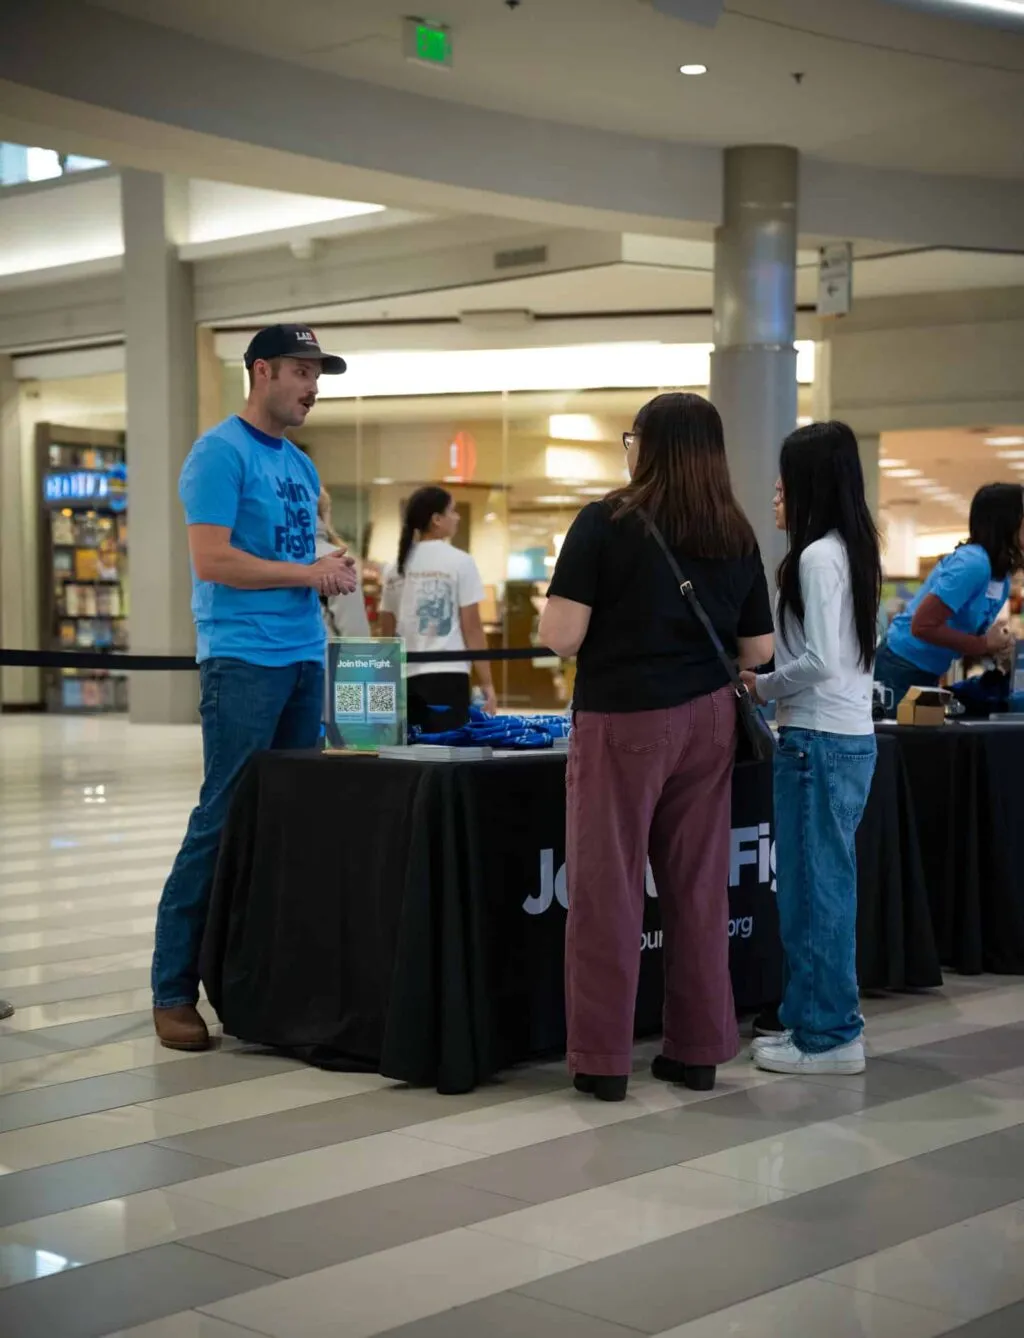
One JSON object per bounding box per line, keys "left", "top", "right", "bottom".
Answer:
{"left": 883, "top": 468, "right": 923, "bottom": 479}
{"left": 986, "top": 436, "right": 1024, "bottom": 447}
{"left": 679, "top": 63, "right": 708, "bottom": 76}
{"left": 997, "top": 451, "right": 1024, "bottom": 460}
{"left": 878, "top": 458, "right": 907, "bottom": 470}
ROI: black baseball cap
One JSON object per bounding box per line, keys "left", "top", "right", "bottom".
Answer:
{"left": 243, "top": 324, "right": 346, "bottom": 375}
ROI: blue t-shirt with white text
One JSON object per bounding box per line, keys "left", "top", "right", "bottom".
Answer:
{"left": 179, "top": 416, "right": 324, "bottom": 666}
{"left": 887, "top": 543, "right": 1009, "bottom": 676}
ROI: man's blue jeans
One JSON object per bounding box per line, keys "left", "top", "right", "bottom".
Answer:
{"left": 152, "top": 657, "right": 324, "bottom": 1009}
{"left": 774, "top": 727, "right": 877, "bottom": 1053}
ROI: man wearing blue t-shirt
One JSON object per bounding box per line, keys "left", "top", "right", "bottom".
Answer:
{"left": 152, "top": 324, "right": 356, "bottom": 1051}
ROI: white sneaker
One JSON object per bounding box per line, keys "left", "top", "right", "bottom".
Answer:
{"left": 754, "top": 1037, "right": 865, "bottom": 1075}
{"left": 751, "top": 1031, "right": 792, "bottom": 1057}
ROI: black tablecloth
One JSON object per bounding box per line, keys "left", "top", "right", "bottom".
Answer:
{"left": 878, "top": 723, "right": 1024, "bottom": 975}
{"left": 202, "top": 733, "right": 935, "bottom": 1093}
{"left": 856, "top": 733, "right": 941, "bottom": 992}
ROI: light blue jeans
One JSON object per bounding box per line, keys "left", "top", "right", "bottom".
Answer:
{"left": 152, "top": 657, "right": 324, "bottom": 1009}
{"left": 774, "top": 727, "right": 877, "bottom": 1053}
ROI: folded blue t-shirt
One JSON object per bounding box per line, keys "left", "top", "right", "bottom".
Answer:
{"left": 179, "top": 416, "right": 325, "bottom": 666}
{"left": 887, "top": 543, "right": 1009, "bottom": 677}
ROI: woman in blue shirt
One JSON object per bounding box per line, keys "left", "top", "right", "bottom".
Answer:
{"left": 875, "top": 483, "right": 1023, "bottom": 715}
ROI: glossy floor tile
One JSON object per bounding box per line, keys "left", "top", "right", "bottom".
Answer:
{"left": 470, "top": 1163, "right": 790, "bottom": 1260}
{"left": 0, "top": 1187, "right": 251, "bottom": 1282}
{"left": 3, "top": 715, "right": 1024, "bottom": 1338}
{"left": 821, "top": 1201, "right": 1024, "bottom": 1320}
{"left": 653, "top": 1277, "right": 954, "bottom": 1338}
{"left": 203, "top": 1226, "right": 584, "bottom": 1338}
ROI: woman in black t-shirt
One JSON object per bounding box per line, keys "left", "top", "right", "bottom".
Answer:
{"left": 540, "top": 393, "right": 774, "bottom": 1103}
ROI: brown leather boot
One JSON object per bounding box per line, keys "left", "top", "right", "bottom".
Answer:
{"left": 153, "top": 1004, "right": 210, "bottom": 1051}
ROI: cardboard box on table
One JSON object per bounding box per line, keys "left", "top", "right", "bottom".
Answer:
{"left": 896, "top": 686, "right": 950, "bottom": 727}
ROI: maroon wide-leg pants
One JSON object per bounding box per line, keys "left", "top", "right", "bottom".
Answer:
{"left": 565, "top": 687, "right": 740, "bottom": 1077}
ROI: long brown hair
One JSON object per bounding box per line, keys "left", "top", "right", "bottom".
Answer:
{"left": 610, "top": 392, "right": 756, "bottom": 558}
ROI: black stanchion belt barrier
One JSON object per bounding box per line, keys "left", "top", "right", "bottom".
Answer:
{"left": 0, "top": 647, "right": 557, "bottom": 671}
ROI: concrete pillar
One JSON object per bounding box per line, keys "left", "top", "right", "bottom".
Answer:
{"left": 710, "top": 146, "right": 799, "bottom": 570}
{"left": 0, "top": 356, "right": 40, "bottom": 707}
{"left": 122, "top": 170, "right": 198, "bottom": 724}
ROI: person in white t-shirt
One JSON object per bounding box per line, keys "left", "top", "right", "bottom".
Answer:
{"left": 379, "top": 486, "right": 497, "bottom": 730}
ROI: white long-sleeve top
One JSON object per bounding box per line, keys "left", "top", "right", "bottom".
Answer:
{"left": 755, "top": 532, "right": 874, "bottom": 736}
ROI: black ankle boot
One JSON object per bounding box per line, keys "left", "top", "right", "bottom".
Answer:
{"left": 650, "top": 1055, "right": 716, "bottom": 1092}
{"left": 573, "top": 1073, "right": 628, "bottom": 1102}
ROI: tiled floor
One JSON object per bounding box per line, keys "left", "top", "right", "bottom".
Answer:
{"left": 2, "top": 716, "right": 1024, "bottom": 1338}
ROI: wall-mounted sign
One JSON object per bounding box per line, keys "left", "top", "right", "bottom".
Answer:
{"left": 447, "top": 430, "right": 477, "bottom": 483}
{"left": 818, "top": 243, "right": 853, "bottom": 318}
{"left": 403, "top": 17, "right": 453, "bottom": 69}
{"left": 43, "top": 468, "right": 127, "bottom": 511}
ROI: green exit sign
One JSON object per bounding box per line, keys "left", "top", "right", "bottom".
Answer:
{"left": 403, "top": 17, "right": 453, "bottom": 69}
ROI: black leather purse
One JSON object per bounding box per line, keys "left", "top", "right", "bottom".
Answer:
{"left": 642, "top": 514, "right": 777, "bottom": 764}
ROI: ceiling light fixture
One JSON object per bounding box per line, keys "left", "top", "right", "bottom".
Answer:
{"left": 883, "top": 468, "right": 923, "bottom": 479}
{"left": 679, "top": 63, "right": 708, "bottom": 75}
{"left": 878, "top": 458, "right": 907, "bottom": 470}
{"left": 985, "top": 435, "right": 1024, "bottom": 447}
{"left": 940, "top": 1, "right": 1024, "bottom": 19}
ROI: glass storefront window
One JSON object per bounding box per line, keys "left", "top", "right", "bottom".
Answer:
{"left": 298, "top": 366, "right": 816, "bottom": 713}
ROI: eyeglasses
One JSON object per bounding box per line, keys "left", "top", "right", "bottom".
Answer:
{"left": 622, "top": 432, "right": 638, "bottom": 453}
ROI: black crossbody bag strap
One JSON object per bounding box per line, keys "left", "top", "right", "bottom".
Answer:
{"left": 640, "top": 512, "right": 745, "bottom": 694}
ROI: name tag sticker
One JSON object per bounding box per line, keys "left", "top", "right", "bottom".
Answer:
{"left": 987, "top": 581, "right": 1005, "bottom": 600}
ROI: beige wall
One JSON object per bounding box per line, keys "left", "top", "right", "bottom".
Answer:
{"left": 824, "top": 287, "right": 1024, "bottom": 437}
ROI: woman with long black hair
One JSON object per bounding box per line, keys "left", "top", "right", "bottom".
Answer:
{"left": 742, "top": 421, "right": 881, "bottom": 1076}
{"left": 379, "top": 485, "right": 496, "bottom": 731}
{"left": 874, "top": 483, "right": 1023, "bottom": 713}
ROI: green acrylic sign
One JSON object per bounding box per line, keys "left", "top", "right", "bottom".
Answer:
{"left": 326, "top": 638, "right": 407, "bottom": 750}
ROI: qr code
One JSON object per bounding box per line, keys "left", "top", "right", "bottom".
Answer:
{"left": 367, "top": 681, "right": 397, "bottom": 719}
{"left": 334, "top": 682, "right": 365, "bottom": 719}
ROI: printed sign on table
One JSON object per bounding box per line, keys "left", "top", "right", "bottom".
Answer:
{"left": 326, "top": 638, "right": 406, "bottom": 750}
